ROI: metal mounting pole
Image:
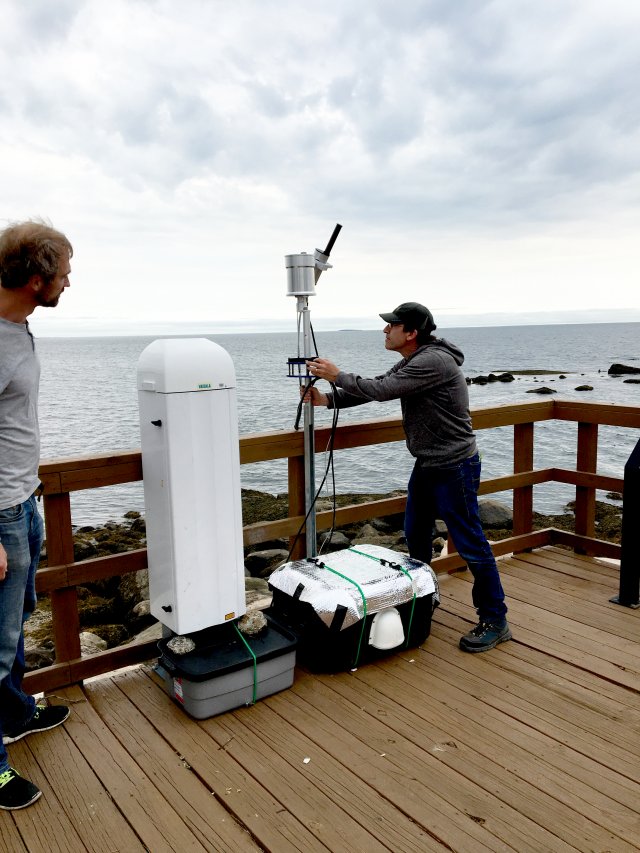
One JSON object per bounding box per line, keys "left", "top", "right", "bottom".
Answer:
{"left": 300, "top": 298, "right": 317, "bottom": 557}
{"left": 285, "top": 224, "right": 342, "bottom": 560}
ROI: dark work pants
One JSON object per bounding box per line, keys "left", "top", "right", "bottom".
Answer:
{"left": 404, "top": 454, "right": 508, "bottom": 624}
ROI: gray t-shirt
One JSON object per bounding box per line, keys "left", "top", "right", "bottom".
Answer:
{"left": 0, "top": 317, "right": 41, "bottom": 509}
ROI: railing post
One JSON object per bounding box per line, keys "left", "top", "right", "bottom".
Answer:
{"left": 288, "top": 455, "right": 306, "bottom": 560}
{"left": 447, "top": 532, "right": 458, "bottom": 559}
{"left": 513, "top": 423, "right": 534, "bottom": 545}
{"left": 575, "top": 422, "right": 598, "bottom": 554}
{"left": 610, "top": 437, "right": 640, "bottom": 608}
{"left": 43, "top": 492, "right": 81, "bottom": 668}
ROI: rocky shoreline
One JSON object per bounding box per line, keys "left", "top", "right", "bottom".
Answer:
{"left": 466, "top": 361, "right": 640, "bottom": 393}
{"left": 25, "top": 488, "right": 623, "bottom": 671}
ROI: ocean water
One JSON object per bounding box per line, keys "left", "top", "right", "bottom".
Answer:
{"left": 35, "top": 323, "right": 640, "bottom": 526}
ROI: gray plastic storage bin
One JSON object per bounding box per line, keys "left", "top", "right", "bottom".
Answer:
{"left": 156, "top": 615, "right": 297, "bottom": 719}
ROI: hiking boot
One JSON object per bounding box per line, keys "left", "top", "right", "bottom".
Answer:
{"left": 0, "top": 768, "right": 42, "bottom": 810}
{"left": 459, "top": 621, "right": 512, "bottom": 653}
{"left": 3, "top": 704, "right": 70, "bottom": 745}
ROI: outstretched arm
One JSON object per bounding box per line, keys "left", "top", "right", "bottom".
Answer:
{"left": 305, "top": 356, "right": 377, "bottom": 409}
{"left": 306, "top": 358, "right": 340, "bottom": 383}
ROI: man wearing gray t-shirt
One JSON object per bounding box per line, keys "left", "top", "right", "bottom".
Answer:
{"left": 0, "top": 221, "right": 73, "bottom": 810}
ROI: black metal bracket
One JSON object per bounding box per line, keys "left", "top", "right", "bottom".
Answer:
{"left": 287, "top": 357, "right": 312, "bottom": 379}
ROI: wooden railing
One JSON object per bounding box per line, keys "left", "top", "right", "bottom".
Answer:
{"left": 26, "top": 399, "right": 640, "bottom": 693}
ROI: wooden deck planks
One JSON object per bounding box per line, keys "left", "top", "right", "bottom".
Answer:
{"left": 1, "top": 546, "right": 639, "bottom": 852}
{"left": 0, "top": 828, "right": 27, "bottom": 853}
{"left": 294, "top": 653, "right": 639, "bottom": 853}
{"left": 279, "top": 671, "right": 575, "bottom": 853}
{"left": 85, "top": 676, "right": 262, "bottom": 852}
{"left": 390, "top": 635, "right": 640, "bottom": 846}
{"left": 215, "top": 689, "right": 444, "bottom": 853}
{"left": 497, "top": 559, "right": 640, "bottom": 646}
{"left": 518, "top": 547, "right": 621, "bottom": 585}
{"left": 500, "top": 553, "right": 621, "bottom": 600}
{"left": 199, "top": 697, "right": 403, "bottom": 853}
{"left": 117, "top": 666, "right": 335, "bottom": 853}
{"left": 60, "top": 684, "right": 213, "bottom": 852}
{"left": 266, "top": 678, "right": 513, "bottom": 853}
{"left": 5, "top": 712, "right": 144, "bottom": 853}
{"left": 444, "top": 574, "right": 640, "bottom": 690}
{"left": 432, "top": 614, "right": 640, "bottom": 772}
{"left": 0, "top": 742, "right": 61, "bottom": 853}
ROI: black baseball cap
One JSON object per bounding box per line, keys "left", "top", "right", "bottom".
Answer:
{"left": 379, "top": 302, "right": 436, "bottom": 332}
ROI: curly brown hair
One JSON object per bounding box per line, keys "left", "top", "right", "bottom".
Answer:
{"left": 0, "top": 220, "right": 73, "bottom": 290}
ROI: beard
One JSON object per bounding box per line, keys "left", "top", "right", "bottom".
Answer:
{"left": 35, "top": 290, "right": 61, "bottom": 308}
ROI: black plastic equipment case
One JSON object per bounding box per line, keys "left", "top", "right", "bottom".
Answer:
{"left": 267, "top": 589, "right": 435, "bottom": 672}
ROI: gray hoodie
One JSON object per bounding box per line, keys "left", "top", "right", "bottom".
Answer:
{"left": 327, "top": 338, "right": 477, "bottom": 468}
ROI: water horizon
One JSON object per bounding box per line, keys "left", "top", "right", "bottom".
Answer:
{"left": 29, "top": 310, "right": 640, "bottom": 339}
{"left": 35, "top": 322, "right": 640, "bottom": 526}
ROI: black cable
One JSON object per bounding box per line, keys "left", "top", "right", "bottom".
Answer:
{"left": 318, "top": 401, "right": 339, "bottom": 555}
{"left": 294, "top": 377, "right": 318, "bottom": 431}
{"left": 310, "top": 322, "right": 319, "bottom": 358}
{"left": 293, "top": 321, "right": 319, "bottom": 431}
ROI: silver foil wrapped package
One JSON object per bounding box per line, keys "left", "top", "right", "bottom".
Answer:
{"left": 268, "top": 544, "right": 439, "bottom": 631}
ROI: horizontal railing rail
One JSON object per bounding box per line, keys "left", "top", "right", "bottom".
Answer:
{"left": 26, "top": 399, "right": 640, "bottom": 693}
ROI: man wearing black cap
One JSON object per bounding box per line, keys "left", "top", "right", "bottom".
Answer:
{"left": 306, "top": 302, "right": 510, "bottom": 653}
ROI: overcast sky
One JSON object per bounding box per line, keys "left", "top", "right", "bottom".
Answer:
{"left": 2, "top": 0, "right": 639, "bottom": 334}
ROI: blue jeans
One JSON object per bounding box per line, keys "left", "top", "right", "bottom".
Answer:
{"left": 405, "top": 454, "right": 507, "bottom": 624}
{"left": 0, "top": 495, "right": 42, "bottom": 772}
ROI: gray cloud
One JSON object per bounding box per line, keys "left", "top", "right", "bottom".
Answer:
{"left": 13, "top": 0, "right": 79, "bottom": 43}
{"left": 1, "top": 0, "right": 639, "bottom": 231}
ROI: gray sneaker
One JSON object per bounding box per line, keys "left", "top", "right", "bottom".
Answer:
{"left": 460, "top": 621, "right": 512, "bottom": 653}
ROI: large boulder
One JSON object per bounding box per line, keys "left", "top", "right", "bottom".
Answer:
{"left": 608, "top": 363, "right": 640, "bottom": 375}
{"left": 119, "top": 569, "right": 150, "bottom": 609}
{"left": 131, "top": 622, "right": 163, "bottom": 644}
{"left": 355, "top": 523, "right": 379, "bottom": 540}
{"left": 244, "top": 548, "right": 289, "bottom": 578}
{"left": 434, "top": 519, "right": 448, "bottom": 537}
{"left": 368, "top": 516, "right": 397, "bottom": 534}
{"left": 478, "top": 499, "right": 513, "bottom": 529}
{"left": 319, "top": 530, "right": 351, "bottom": 551}
{"left": 77, "top": 593, "right": 118, "bottom": 626}
{"left": 351, "top": 521, "right": 403, "bottom": 549}
{"left": 245, "top": 577, "right": 271, "bottom": 606}
{"left": 469, "top": 372, "right": 514, "bottom": 385}
{"left": 432, "top": 537, "right": 447, "bottom": 556}
{"left": 80, "top": 631, "right": 108, "bottom": 656}
{"left": 24, "top": 647, "right": 55, "bottom": 669}
{"left": 91, "top": 624, "right": 130, "bottom": 647}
